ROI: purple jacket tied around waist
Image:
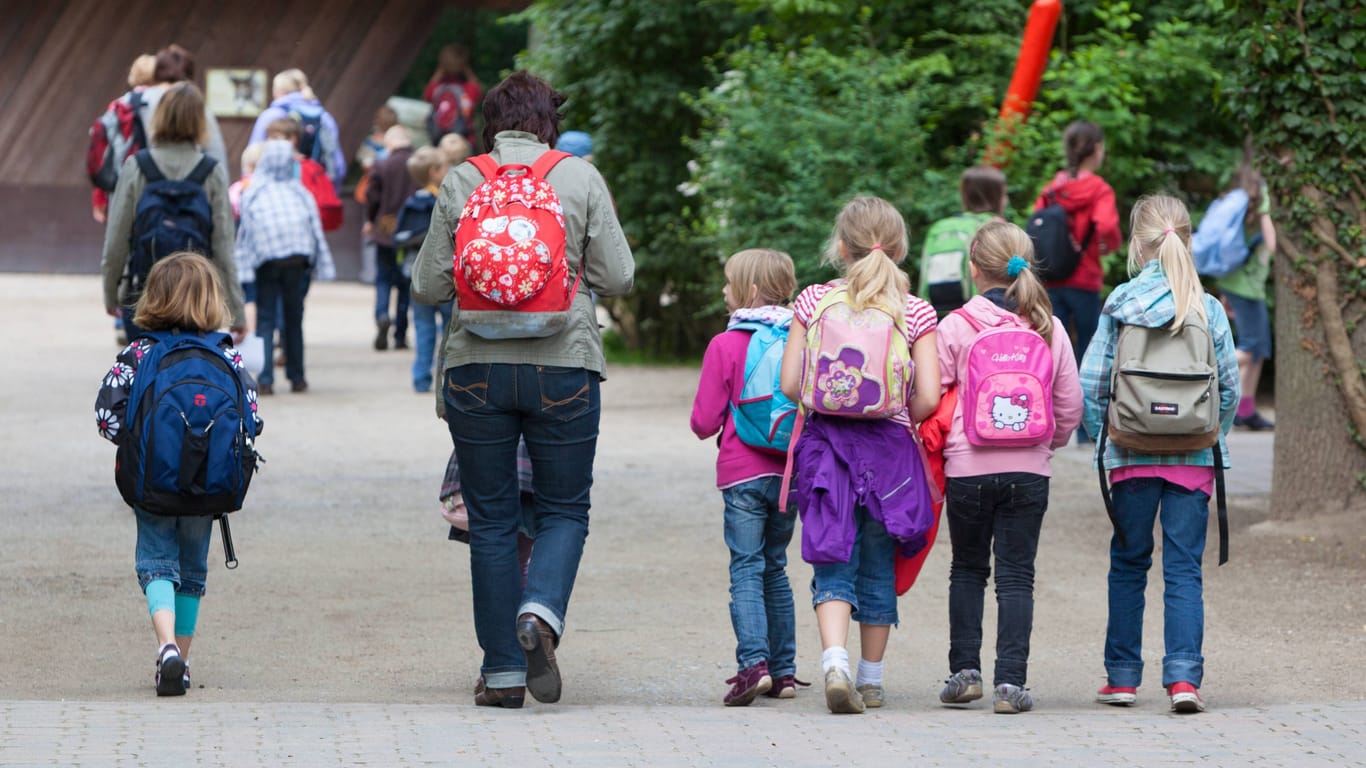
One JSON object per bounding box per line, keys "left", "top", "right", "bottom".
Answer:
{"left": 793, "top": 414, "right": 935, "bottom": 565}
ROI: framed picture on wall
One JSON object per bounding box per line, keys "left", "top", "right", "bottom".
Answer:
{"left": 205, "top": 68, "right": 268, "bottom": 118}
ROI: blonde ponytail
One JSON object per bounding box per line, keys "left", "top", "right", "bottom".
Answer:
{"left": 823, "top": 196, "right": 910, "bottom": 313}
{"left": 1127, "top": 195, "right": 1204, "bottom": 330}
{"left": 968, "top": 220, "right": 1054, "bottom": 344}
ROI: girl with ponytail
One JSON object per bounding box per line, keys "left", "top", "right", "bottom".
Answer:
{"left": 1079, "top": 194, "right": 1239, "bottom": 714}
{"left": 933, "top": 220, "right": 1083, "bottom": 714}
{"left": 778, "top": 196, "right": 940, "bottom": 714}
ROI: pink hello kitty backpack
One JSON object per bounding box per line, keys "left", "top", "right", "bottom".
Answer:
{"left": 952, "top": 308, "right": 1055, "bottom": 447}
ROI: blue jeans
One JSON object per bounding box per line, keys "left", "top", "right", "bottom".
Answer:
{"left": 134, "top": 508, "right": 214, "bottom": 597}
{"left": 254, "top": 256, "right": 309, "bottom": 387}
{"left": 946, "top": 473, "right": 1048, "bottom": 687}
{"left": 810, "top": 506, "right": 898, "bottom": 625}
{"left": 1105, "top": 477, "right": 1209, "bottom": 689}
{"left": 374, "top": 245, "right": 410, "bottom": 340}
{"left": 412, "top": 300, "right": 453, "bottom": 392}
{"left": 722, "top": 476, "right": 797, "bottom": 676}
{"left": 443, "top": 363, "right": 600, "bottom": 689}
{"left": 1048, "top": 286, "right": 1101, "bottom": 440}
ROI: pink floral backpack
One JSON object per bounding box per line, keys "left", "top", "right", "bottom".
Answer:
{"left": 799, "top": 285, "right": 913, "bottom": 419}
{"left": 952, "top": 309, "right": 1055, "bottom": 447}
{"left": 452, "top": 150, "right": 580, "bottom": 339}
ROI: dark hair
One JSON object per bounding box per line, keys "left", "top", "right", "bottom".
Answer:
{"left": 960, "top": 166, "right": 1007, "bottom": 214}
{"left": 1063, "top": 120, "right": 1104, "bottom": 174}
{"left": 481, "top": 71, "right": 565, "bottom": 151}
{"left": 153, "top": 44, "right": 195, "bottom": 84}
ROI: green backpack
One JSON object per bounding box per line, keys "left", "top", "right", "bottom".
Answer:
{"left": 918, "top": 212, "right": 993, "bottom": 318}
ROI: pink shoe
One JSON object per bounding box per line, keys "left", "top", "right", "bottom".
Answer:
{"left": 1096, "top": 683, "right": 1137, "bottom": 706}
{"left": 1167, "top": 681, "right": 1206, "bottom": 713}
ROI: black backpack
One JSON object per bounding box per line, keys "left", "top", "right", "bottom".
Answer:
{"left": 126, "top": 151, "right": 217, "bottom": 297}
{"left": 1027, "top": 189, "right": 1095, "bottom": 283}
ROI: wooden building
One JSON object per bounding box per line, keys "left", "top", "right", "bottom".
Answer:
{"left": 0, "top": 0, "right": 525, "bottom": 277}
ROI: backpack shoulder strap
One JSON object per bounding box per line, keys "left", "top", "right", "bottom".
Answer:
{"left": 186, "top": 155, "right": 218, "bottom": 185}
{"left": 530, "top": 149, "right": 573, "bottom": 178}
{"left": 134, "top": 150, "right": 164, "bottom": 183}
{"left": 950, "top": 308, "right": 985, "bottom": 333}
{"left": 467, "top": 154, "right": 499, "bottom": 180}
{"left": 127, "top": 91, "right": 148, "bottom": 149}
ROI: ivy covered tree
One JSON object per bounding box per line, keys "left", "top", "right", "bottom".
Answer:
{"left": 1227, "top": 0, "right": 1366, "bottom": 514}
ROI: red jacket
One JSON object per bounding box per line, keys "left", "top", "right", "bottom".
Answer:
{"left": 893, "top": 387, "right": 957, "bottom": 595}
{"left": 1032, "top": 171, "right": 1122, "bottom": 292}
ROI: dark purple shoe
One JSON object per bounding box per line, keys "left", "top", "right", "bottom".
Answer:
{"left": 723, "top": 661, "right": 772, "bottom": 706}
{"left": 765, "top": 674, "right": 811, "bottom": 699}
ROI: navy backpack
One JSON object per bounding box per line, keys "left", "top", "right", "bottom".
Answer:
{"left": 115, "top": 331, "right": 260, "bottom": 522}
{"left": 1027, "top": 189, "right": 1095, "bottom": 283}
{"left": 126, "top": 151, "right": 216, "bottom": 297}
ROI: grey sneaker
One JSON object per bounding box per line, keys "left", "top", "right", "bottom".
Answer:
{"left": 994, "top": 683, "right": 1034, "bottom": 714}
{"left": 824, "top": 668, "right": 865, "bottom": 714}
{"left": 856, "top": 683, "right": 884, "bottom": 708}
{"left": 940, "top": 669, "right": 984, "bottom": 704}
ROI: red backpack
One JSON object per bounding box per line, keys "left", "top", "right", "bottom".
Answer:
{"left": 87, "top": 91, "right": 148, "bottom": 192}
{"left": 452, "top": 151, "right": 580, "bottom": 339}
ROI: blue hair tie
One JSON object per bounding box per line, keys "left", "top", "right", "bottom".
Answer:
{"left": 1006, "top": 255, "right": 1028, "bottom": 278}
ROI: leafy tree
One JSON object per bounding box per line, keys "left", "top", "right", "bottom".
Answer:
{"left": 1227, "top": 0, "right": 1366, "bottom": 513}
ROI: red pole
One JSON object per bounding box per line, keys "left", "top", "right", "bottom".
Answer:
{"left": 985, "top": 0, "right": 1062, "bottom": 167}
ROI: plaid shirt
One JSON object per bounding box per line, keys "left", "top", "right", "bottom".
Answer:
{"left": 1079, "top": 261, "right": 1240, "bottom": 469}
{"left": 235, "top": 141, "right": 335, "bottom": 283}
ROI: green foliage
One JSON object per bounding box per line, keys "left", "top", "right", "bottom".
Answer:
{"left": 396, "top": 9, "right": 529, "bottom": 101}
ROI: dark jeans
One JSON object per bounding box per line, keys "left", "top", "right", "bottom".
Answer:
{"left": 255, "top": 256, "right": 309, "bottom": 387}
{"left": 1048, "top": 286, "right": 1100, "bottom": 441}
{"left": 946, "top": 472, "right": 1049, "bottom": 687}
{"left": 442, "top": 363, "right": 600, "bottom": 690}
{"left": 374, "top": 245, "right": 410, "bottom": 340}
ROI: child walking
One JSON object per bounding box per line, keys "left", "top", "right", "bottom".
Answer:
{"left": 690, "top": 248, "right": 802, "bottom": 706}
{"left": 94, "top": 252, "right": 263, "bottom": 696}
{"left": 933, "top": 221, "right": 1082, "bottom": 713}
{"left": 1081, "top": 195, "right": 1239, "bottom": 713}
{"left": 400, "top": 146, "right": 454, "bottom": 393}
{"left": 779, "top": 197, "right": 941, "bottom": 714}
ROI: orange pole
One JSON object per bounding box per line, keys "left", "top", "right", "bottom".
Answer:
{"left": 985, "top": 0, "right": 1062, "bottom": 167}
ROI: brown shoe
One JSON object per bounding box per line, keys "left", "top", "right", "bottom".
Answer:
{"left": 516, "top": 613, "right": 561, "bottom": 703}
{"left": 474, "top": 679, "right": 525, "bottom": 709}
{"left": 258, "top": 383, "right": 274, "bottom": 396}
{"left": 290, "top": 379, "right": 308, "bottom": 393}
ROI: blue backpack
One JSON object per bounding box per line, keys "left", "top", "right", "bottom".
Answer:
{"left": 394, "top": 190, "right": 437, "bottom": 277}
{"left": 729, "top": 320, "right": 798, "bottom": 455}
{"left": 1192, "top": 188, "right": 1251, "bottom": 278}
{"left": 288, "top": 103, "right": 326, "bottom": 162}
{"left": 115, "top": 331, "right": 260, "bottom": 518}
{"left": 127, "top": 151, "right": 216, "bottom": 296}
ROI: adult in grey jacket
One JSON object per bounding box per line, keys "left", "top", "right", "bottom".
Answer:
{"left": 411, "top": 71, "right": 634, "bottom": 710}
{"left": 101, "top": 82, "right": 245, "bottom": 340}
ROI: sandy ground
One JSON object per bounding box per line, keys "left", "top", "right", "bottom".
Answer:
{"left": 1, "top": 275, "right": 1363, "bottom": 712}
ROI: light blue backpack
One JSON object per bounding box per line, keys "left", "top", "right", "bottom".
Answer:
{"left": 729, "top": 320, "right": 797, "bottom": 455}
{"left": 1192, "top": 188, "right": 1251, "bottom": 278}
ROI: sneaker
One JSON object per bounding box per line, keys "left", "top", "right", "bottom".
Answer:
{"left": 823, "top": 668, "right": 865, "bottom": 714}
{"left": 1096, "top": 683, "right": 1137, "bottom": 706}
{"left": 1168, "top": 681, "right": 1206, "bottom": 713}
{"left": 374, "top": 318, "right": 390, "bottom": 351}
{"left": 765, "top": 674, "right": 810, "bottom": 699}
{"left": 723, "top": 661, "right": 772, "bottom": 707}
{"left": 940, "top": 669, "right": 984, "bottom": 704}
{"left": 856, "top": 683, "right": 884, "bottom": 708}
{"left": 1235, "top": 412, "right": 1275, "bottom": 431}
{"left": 290, "top": 380, "right": 308, "bottom": 393}
{"left": 183, "top": 660, "right": 191, "bottom": 691}
{"left": 394, "top": 336, "right": 409, "bottom": 350}
{"left": 154, "top": 643, "right": 186, "bottom": 697}
{"left": 993, "top": 683, "right": 1033, "bottom": 714}
{"left": 258, "top": 383, "right": 274, "bottom": 396}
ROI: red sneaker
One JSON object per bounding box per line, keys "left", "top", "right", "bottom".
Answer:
{"left": 1167, "top": 681, "right": 1206, "bottom": 713}
{"left": 1096, "top": 683, "right": 1137, "bottom": 706}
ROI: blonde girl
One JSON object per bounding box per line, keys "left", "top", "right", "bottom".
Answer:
{"left": 1080, "top": 195, "right": 1239, "bottom": 713}
{"left": 95, "top": 252, "right": 263, "bottom": 696}
{"left": 691, "top": 248, "right": 803, "bottom": 706}
{"left": 933, "top": 221, "right": 1082, "bottom": 714}
{"left": 779, "top": 197, "right": 940, "bottom": 714}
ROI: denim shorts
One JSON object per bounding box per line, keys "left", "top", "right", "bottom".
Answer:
{"left": 134, "top": 508, "right": 214, "bottom": 597}
{"left": 1225, "top": 293, "right": 1272, "bottom": 361}
{"left": 810, "top": 506, "right": 898, "bottom": 626}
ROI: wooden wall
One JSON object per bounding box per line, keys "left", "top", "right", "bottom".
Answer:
{"left": 0, "top": 0, "right": 525, "bottom": 276}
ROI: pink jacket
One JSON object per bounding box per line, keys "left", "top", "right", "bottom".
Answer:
{"left": 690, "top": 328, "right": 787, "bottom": 489}
{"left": 936, "top": 295, "right": 1083, "bottom": 478}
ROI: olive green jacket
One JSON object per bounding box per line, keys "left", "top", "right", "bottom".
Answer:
{"left": 411, "top": 131, "right": 635, "bottom": 380}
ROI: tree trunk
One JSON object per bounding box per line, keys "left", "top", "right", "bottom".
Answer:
{"left": 1270, "top": 243, "right": 1366, "bottom": 517}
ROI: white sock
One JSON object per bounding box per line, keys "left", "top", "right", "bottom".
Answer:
{"left": 821, "top": 646, "right": 850, "bottom": 676}
{"left": 857, "top": 659, "right": 884, "bottom": 687}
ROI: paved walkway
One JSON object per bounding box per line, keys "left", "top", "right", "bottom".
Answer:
{"left": 1, "top": 275, "right": 1358, "bottom": 767}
